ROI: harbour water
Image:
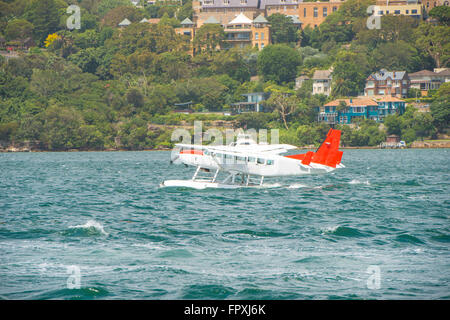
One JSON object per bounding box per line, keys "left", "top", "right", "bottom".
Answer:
{"left": 0, "top": 149, "right": 449, "bottom": 299}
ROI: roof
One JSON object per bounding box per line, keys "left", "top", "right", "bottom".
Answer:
{"left": 375, "top": 96, "right": 405, "bottom": 102}
{"left": 408, "top": 70, "right": 438, "bottom": 78}
{"left": 201, "top": 0, "right": 259, "bottom": 9}
{"left": 437, "top": 69, "right": 450, "bottom": 76}
{"left": 204, "top": 16, "right": 220, "bottom": 24}
{"left": 253, "top": 14, "right": 269, "bottom": 24}
{"left": 228, "top": 13, "right": 253, "bottom": 25}
{"left": 325, "top": 98, "right": 378, "bottom": 107}
{"left": 147, "top": 18, "right": 161, "bottom": 24}
{"left": 313, "top": 70, "right": 332, "bottom": 80}
{"left": 139, "top": 18, "right": 148, "bottom": 23}
{"left": 260, "top": 0, "right": 303, "bottom": 9}
{"left": 242, "top": 92, "right": 265, "bottom": 96}
{"left": 369, "top": 69, "right": 407, "bottom": 81}
{"left": 118, "top": 18, "right": 131, "bottom": 26}
{"left": 180, "top": 17, "right": 194, "bottom": 25}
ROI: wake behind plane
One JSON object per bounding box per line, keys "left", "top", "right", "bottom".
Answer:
{"left": 162, "top": 129, "right": 344, "bottom": 189}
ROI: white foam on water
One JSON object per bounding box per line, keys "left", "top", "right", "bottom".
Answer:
{"left": 349, "top": 179, "right": 370, "bottom": 185}
{"left": 287, "top": 184, "right": 308, "bottom": 189}
{"left": 69, "top": 220, "right": 108, "bottom": 235}
{"left": 321, "top": 226, "right": 339, "bottom": 234}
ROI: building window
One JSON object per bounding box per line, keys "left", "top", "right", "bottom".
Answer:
{"left": 333, "top": 6, "right": 337, "bottom": 12}
{"left": 313, "top": 7, "right": 318, "bottom": 17}
{"left": 261, "top": 43, "right": 264, "bottom": 49}
{"left": 261, "top": 32, "right": 264, "bottom": 40}
{"left": 240, "top": 0, "right": 247, "bottom": 3}
{"left": 386, "top": 10, "right": 389, "bottom": 14}
{"left": 394, "top": 10, "right": 400, "bottom": 14}
{"left": 412, "top": 9, "right": 417, "bottom": 14}
{"left": 323, "top": 7, "right": 327, "bottom": 17}
{"left": 304, "top": 8, "right": 307, "bottom": 17}
{"left": 223, "top": 0, "right": 229, "bottom": 4}
{"left": 255, "top": 32, "right": 259, "bottom": 40}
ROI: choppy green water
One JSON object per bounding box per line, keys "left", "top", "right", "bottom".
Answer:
{"left": 0, "top": 149, "right": 449, "bottom": 299}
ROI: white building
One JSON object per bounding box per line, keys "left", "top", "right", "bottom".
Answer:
{"left": 312, "top": 69, "right": 332, "bottom": 96}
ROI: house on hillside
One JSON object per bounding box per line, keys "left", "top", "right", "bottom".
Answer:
{"left": 230, "top": 92, "right": 268, "bottom": 114}
{"left": 408, "top": 69, "right": 443, "bottom": 95}
{"left": 317, "top": 96, "right": 406, "bottom": 124}
{"left": 312, "top": 69, "right": 332, "bottom": 96}
{"left": 365, "top": 69, "right": 410, "bottom": 98}
{"left": 295, "top": 75, "right": 309, "bottom": 89}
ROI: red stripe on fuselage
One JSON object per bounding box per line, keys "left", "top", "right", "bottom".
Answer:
{"left": 180, "top": 149, "right": 204, "bottom": 155}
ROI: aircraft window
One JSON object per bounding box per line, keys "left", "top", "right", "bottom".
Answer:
{"left": 236, "top": 156, "right": 246, "bottom": 163}
{"left": 248, "top": 157, "right": 256, "bottom": 163}
{"left": 257, "top": 158, "right": 265, "bottom": 165}
{"left": 267, "top": 159, "right": 274, "bottom": 165}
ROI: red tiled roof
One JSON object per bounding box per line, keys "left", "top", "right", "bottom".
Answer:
{"left": 324, "top": 98, "right": 378, "bottom": 107}
{"left": 147, "top": 18, "right": 161, "bottom": 24}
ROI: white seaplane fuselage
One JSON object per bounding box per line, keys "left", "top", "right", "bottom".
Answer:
{"left": 162, "top": 132, "right": 344, "bottom": 189}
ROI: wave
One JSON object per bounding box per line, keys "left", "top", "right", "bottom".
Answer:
{"left": 33, "top": 286, "right": 110, "bottom": 300}
{"left": 395, "top": 234, "right": 425, "bottom": 244}
{"left": 321, "top": 226, "right": 367, "bottom": 238}
{"left": 64, "top": 220, "right": 108, "bottom": 237}
{"left": 181, "top": 284, "right": 236, "bottom": 299}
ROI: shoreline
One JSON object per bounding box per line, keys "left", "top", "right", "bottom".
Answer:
{"left": 1, "top": 145, "right": 449, "bottom": 153}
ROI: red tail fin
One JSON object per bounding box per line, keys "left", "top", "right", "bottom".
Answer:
{"left": 311, "top": 129, "right": 342, "bottom": 168}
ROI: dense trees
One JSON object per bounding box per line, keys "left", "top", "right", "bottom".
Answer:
{"left": 0, "top": 0, "right": 448, "bottom": 150}
{"left": 257, "top": 44, "right": 301, "bottom": 84}
{"left": 267, "top": 14, "right": 299, "bottom": 44}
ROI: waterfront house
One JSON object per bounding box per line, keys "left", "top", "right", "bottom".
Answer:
{"left": 318, "top": 98, "right": 379, "bottom": 124}
{"left": 375, "top": 96, "right": 406, "bottom": 121}
{"left": 318, "top": 97, "right": 405, "bottom": 124}
{"left": 365, "top": 69, "right": 409, "bottom": 98}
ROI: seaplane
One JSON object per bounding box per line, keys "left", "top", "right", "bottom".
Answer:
{"left": 161, "top": 128, "right": 344, "bottom": 189}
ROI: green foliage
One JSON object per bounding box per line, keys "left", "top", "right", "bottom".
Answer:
{"left": 429, "top": 5, "right": 450, "bottom": 26}
{"left": 257, "top": 44, "right": 301, "bottom": 84}
{"left": 267, "top": 13, "right": 299, "bottom": 44}
{"left": 384, "top": 106, "right": 438, "bottom": 142}
{"left": 23, "top": 0, "right": 64, "bottom": 44}
{"left": 193, "top": 24, "right": 225, "bottom": 54}
{"left": 430, "top": 83, "right": 450, "bottom": 132}
{"left": 331, "top": 49, "right": 369, "bottom": 96}
{"left": 5, "top": 19, "right": 34, "bottom": 41}
{"left": 414, "top": 22, "right": 450, "bottom": 68}
{"left": 0, "top": 0, "right": 447, "bottom": 151}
